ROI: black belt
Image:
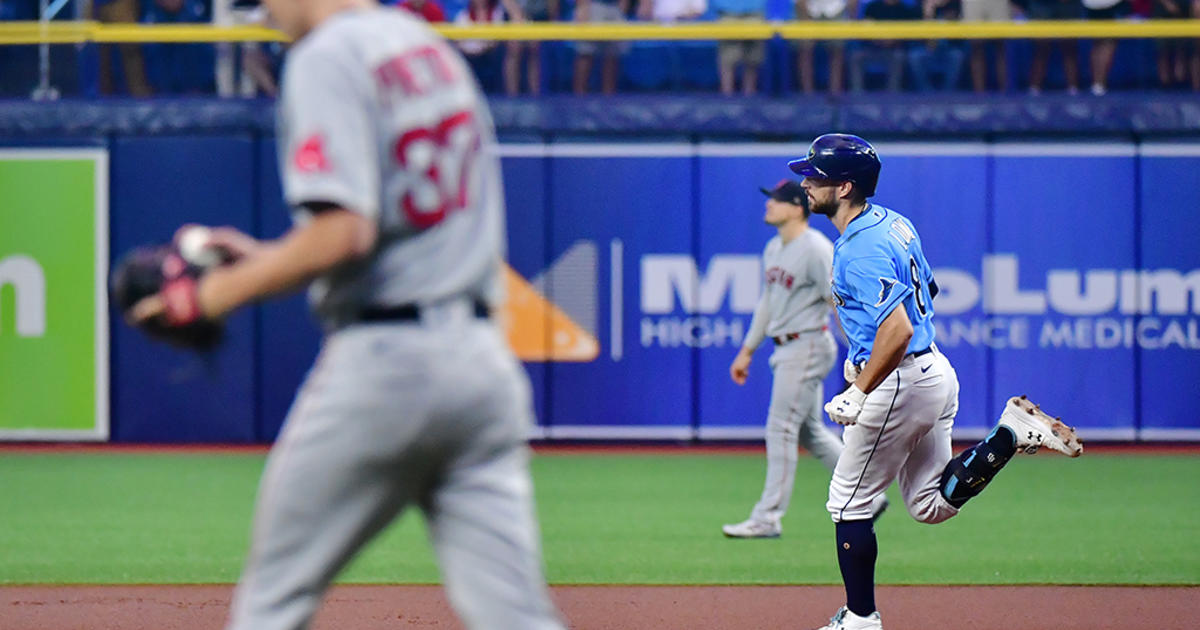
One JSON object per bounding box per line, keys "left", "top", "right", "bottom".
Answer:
{"left": 856, "top": 345, "right": 935, "bottom": 372}
{"left": 772, "top": 325, "right": 829, "bottom": 346}
{"left": 359, "top": 300, "right": 490, "bottom": 323}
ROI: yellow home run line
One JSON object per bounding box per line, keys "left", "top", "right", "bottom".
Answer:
{"left": 2, "top": 19, "right": 1200, "bottom": 45}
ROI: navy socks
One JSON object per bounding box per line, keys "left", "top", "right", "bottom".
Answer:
{"left": 837, "top": 427, "right": 1017, "bottom": 618}
{"left": 835, "top": 519, "right": 877, "bottom": 617}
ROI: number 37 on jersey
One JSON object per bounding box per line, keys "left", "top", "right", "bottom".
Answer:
{"left": 377, "top": 45, "right": 484, "bottom": 230}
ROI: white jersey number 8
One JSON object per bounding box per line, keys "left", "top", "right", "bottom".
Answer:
{"left": 395, "top": 110, "right": 481, "bottom": 229}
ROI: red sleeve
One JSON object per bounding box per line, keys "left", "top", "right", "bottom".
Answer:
{"left": 427, "top": 2, "right": 447, "bottom": 21}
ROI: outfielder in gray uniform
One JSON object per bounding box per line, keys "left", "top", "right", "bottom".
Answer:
{"left": 130, "top": 2, "right": 565, "bottom": 629}
{"left": 722, "top": 180, "right": 886, "bottom": 539}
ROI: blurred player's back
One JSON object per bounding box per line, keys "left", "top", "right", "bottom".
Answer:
{"left": 278, "top": 7, "right": 505, "bottom": 329}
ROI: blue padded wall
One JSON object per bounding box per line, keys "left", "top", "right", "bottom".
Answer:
{"left": 109, "top": 136, "right": 257, "bottom": 442}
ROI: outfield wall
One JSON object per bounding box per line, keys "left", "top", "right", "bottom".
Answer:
{"left": 2, "top": 132, "right": 1198, "bottom": 443}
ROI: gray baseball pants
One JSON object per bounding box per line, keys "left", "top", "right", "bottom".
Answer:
{"left": 749, "top": 329, "right": 844, "bottom": 525}
{"left": 226, "top": 318, "right": 564, "bottom": 630}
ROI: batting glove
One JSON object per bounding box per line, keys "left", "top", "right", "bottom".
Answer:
{"left": 826, "top": 384, "right": 868, "bottom": 426}
{"left": 842, "top": 358, "right": 860, "bottom": 383}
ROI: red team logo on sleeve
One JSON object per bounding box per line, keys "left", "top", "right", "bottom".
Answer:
{"left": 293, "top": 134, "right": 331, "bottom": 173}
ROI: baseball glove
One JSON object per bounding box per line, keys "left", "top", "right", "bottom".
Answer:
{"left": 110, "top": 243, "right": 224, "bottom": 351}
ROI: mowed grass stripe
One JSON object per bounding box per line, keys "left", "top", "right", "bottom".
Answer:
{"left": 1, "top": 452, "right": 1196, "bottom": 584}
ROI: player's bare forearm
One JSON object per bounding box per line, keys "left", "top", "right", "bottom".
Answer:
{"left": 730, "top": 346, "right": 754, "bottom": 385}
{"left": 197, "top": 210, "right": 377, "bottom": 318}
{"left": 855, "top": 305, "right": 912, "bottom": 394}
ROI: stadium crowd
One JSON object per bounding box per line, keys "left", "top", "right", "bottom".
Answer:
{"left": 1, "top": 0, "right": 1197, "bottom": 96}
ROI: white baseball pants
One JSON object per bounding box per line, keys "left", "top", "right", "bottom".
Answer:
{"left": 827, "top": 348, "right": 961, "bottom": 524}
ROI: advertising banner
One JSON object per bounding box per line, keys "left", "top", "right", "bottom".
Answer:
{"left": 0, "top": 149, "right": 108, "bottom": 440}
{"left": 502, "top": 142, "right": 1200, "bottom": 441}
{"left": 544, "top": 146, "right": 696, "bottom": 438}
{"left": 1138, "top": 146, "right": 1200, "bottom": 439}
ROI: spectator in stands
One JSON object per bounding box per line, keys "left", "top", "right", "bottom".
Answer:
{"left": 1025, "top": 0, "right": 1080, "bottom": 94}
{"left": 712, "top": 0, "right": 768, "bottom": 95}
{"left": 455, "top": 0, "right": 506, "bottom": 91}
{"left": 573, "top": 0, "right": 635, "bottom": 94}
{"left": 400, "top": 0, "right": 448, "bottom": 21}
{"left": 642, "top": 0, "right": 706, "bottom": 91}
{"left": 962, "top": 0, "right": 1014, "bottom": 92}
{"left": 1082, "top": 0, "right": 1128, "bottom": 94}
{"left": 1153, "top": 0, "right": 1190, "bottom": 89}
{"left": 0, "top": 0, "right": 22, "bottom": 96}
{"left": 455, "top": 0, "right": 526, "bottom": 92}
{"left": 238, "top": 3, "right": 280, "bottom": 98}
{"left": 144, "top": 0, "right": 213, "bottom": 94}
{"left": 849, "top": 0, "right": 920, "bottom": 92}
{"left": 795, "top": 0, "right": 853, "bottom": 95}
{"left": 504, "top": 0, "right": 555, "bottom": 95}
{"left": 93, "top": 0, "right": 153, "bottom": 96}
{"left": 241, "top": 44, "right": 281, "bottom": 97}
{"left": 650, "top": 0, "right": 708, "bottom": 20}
{"left": 1194, "top": 0, "right": 1200, "bottom": 91}
{"left": 907, "top": 0, "right": 965, "bottom": 91}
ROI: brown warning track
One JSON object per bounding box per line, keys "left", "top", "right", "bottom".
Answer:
{"left": 2, "top": 584, "right": 1197, "bottom": 629}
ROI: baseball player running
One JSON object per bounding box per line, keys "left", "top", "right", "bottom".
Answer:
{"left": 723, "top": 180, "right": 886, "bottom": 539}
{"left": 788, "top": 134, "right": 1083, "bottom": 630}
{"left": 130, "top": 1, "right": 565, "bottom": 629}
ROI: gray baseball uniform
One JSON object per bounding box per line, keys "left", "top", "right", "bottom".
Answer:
{"left": 738, "top": 227, "right": 845, "bottom": 527}
{"left": 226, "top": 8, "right": 563, "bottom": 630}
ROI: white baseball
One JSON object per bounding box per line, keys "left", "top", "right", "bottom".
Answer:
{"left": 178, "top": 226, "right": 222, "bottom": 267}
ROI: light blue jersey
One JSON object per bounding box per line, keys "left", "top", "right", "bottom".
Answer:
{"left": 831, "top": 204, "right": 938, "bottom": 366}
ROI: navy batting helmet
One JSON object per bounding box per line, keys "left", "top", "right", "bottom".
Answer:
{"left": 788, "top": 134, "right": 881, "bottom": 198}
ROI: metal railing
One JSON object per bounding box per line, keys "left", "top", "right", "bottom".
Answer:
{"left": 5, "top": 18, "right": 1199, "bottom": 98}
{"left": 3, "top": 19, "right": 1200, "bottom": 45}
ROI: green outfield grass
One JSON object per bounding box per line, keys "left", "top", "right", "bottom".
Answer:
{"left": 1, "top": 451, "right": 1198, "bottom": 585}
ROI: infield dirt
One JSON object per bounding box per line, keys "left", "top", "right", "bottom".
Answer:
{"left": 3, "top": 584, "right": 1198, "bottom": 629}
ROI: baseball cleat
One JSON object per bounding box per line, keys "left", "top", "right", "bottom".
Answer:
{"left": 999, "top": 395, "right": 1083, "bottom": 457}
{"left": 721, "top": 518, "right": 781, "bottom": 539}
{"left": 813, "top": 606, "right": 883, "bottom": 630}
